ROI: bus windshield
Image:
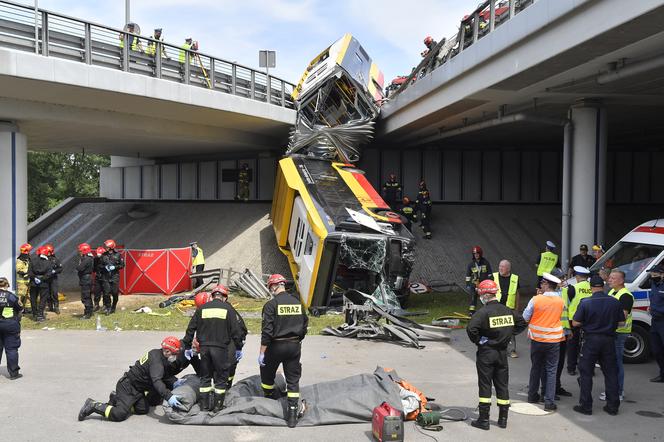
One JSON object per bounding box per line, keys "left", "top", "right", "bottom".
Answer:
{"left": 590, "top": 241, "right": 664, "bottom": 283}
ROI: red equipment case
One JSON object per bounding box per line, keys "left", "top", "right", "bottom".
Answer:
{"left": 372, "top": 402, "right": 404, "bottom": 442}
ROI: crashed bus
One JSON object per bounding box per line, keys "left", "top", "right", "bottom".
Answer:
{"left": 271, "top": 34, "right": 415, "bottom": 314}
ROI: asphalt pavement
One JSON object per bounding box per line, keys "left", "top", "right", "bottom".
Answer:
{"left": 1, "top": 329, "right": 663, "bottom": 441}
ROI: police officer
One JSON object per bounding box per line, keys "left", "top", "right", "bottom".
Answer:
{"left": 492, "top": 259, "right": 520, "bottom": 358}
{"left": 260, "top": 274, "right": 309, "bottom": 428}
{"left": 399, "top": 197, "right": 416, "bottom": 231}
{"left": 466, "top": 246, "right": 492, "bottom": 315}
{"left": 190, "top": 241, "right": 205, "bottom": 288}
{"left": 29, "top": 246, "right": 54, "bottom": 322}
{"left": 564, "top": 266, "right": 592, "bottom": 375}
{"left": 571, "top": 275, "right": 624, "bottom": 415}
{"left": 646, "top": 264, "right": 664, "bottom": 382}
{"left": 182, "top": 284, "right": 244, "bottom": 413}
{"left": 414, "top": 180, "right": 432, "bottom": 239}
{"left": 566, "top": 244, "right": 596, "bottom": 278}
{"left": 0, "top": 277, "right": 23, "bottom": 380}
{"left": 45, "top": 244, "right": 63, "bottom": 314}
{"left": 467, "top": 279, "right": 527, "bottom": 430}
{"left": 78, "top": 336, "right": 186, "bottom": 421}
{"left": 101, "top": 239, "right": 125, "bottom": 315}
{"left": 535, "top": 241, "right": 559, "bottom": 285}
{"left": 238, "top": 163, "right": 251, "bottom": 201}
{"left": 15, "top": 243, "right": 32, "bottom": 313}
{"left": 76, "top": 243, "right": 95, "bottom": 319}
{"left": 93, "top": 246, "right": 105, "bottom": 312}
{"left": 382, "top": 173, "right": 402, "bottom": 209}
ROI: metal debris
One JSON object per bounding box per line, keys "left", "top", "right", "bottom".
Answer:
{"left": 231, "top": 269, "right": 272, "bottom": 299}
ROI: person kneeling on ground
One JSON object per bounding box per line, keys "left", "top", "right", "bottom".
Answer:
{"left": 78, "top": 337, "right": 187, "bottom": 422}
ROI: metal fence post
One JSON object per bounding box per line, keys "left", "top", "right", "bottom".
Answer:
{"left": 123, "top": 33, "right": 129, "bottom": 71}
{"left": 41, "top": 10, "right": 49, "bottom": 56}
{"left": 184, "top": 51, "right": 190, "bottom": 84}
{"left": 84, "top": 23, "right": 91, "bottom": 64}
{"left": 509, "top": 0, "right": 516, "bottom": 18}
{"left": 250, "top": 70, "right": 255, "bottom": 99}
{"left": 267, "top": 74, "right": 271, "bottom": 103}
{"left": 231, "top": 64, "right": 237, "bottom": 95}
{"left": 155, "top": 42, "right": 162, "bottom": 78}
{"left": 209, "top": 58, "right": 215, "bottom": 89}
{"left": 489, "top": 0, "right": 496, "bottom": 32}
{"left": 281, "top": 81, "right": 285, "bottom": 106}
{"left": 473, "top": 12, "right": 479, "bottom": 44}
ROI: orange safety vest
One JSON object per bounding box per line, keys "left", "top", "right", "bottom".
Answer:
{"left": 528, "top": 295, "right": 565, "bottom": 343}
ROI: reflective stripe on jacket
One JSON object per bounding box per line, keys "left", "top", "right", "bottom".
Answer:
{"left": 528, "top": 294, "right": 565, "bottom": 343}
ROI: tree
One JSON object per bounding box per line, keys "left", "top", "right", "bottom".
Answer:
{"left": 28, "top": 151, "right": 110, "bottom": 222}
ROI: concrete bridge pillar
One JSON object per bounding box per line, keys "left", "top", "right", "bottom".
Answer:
{"left": 562, "top": 102, "right": 607, "bottom": 269}
{"left": 0, "top": 123, "right": 27, "bottom": 290}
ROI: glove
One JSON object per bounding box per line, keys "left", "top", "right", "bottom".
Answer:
{"left": 184, "top": 349, "right": 193, "bottom": 360}
{"left": 258, "top": 352, "right": 266, "bottom": 367}
{"left": 173, "top": 378, "right": 186, "bottom": 389}
{"left": 51, "top": 269, "right": 57, "bottom": 275}
{"left": 34, "top": 277, "right": 41, "bottom": 285}
{"left": 108, "top": 265, "right": 116, "bottom": 271}
{"left": 235, "top": 350, "right": 243, "bottom": 361}
{"left": 167, "top": 395, "right": 183, "bottom": 409}
{"left": 479, "top": 336, "right": 489, "bottom": 345}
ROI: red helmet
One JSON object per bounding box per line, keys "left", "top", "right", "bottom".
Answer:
{"left": 161, "top": 336, "right": 182, "bottom": 353}
{"left": 19, "top": 243, "right": 32, "bottom": 254}
{"left": 267, "top": 274, "right": 287, "bottom": 288}
{"left": 194, "top": 291, "right": 212, "bottom": 308}
{"left": 104, "top": 239, "right": 116, "bottom": 249}
{"left": 424, "top": 36, "right": 433, "bottom": 46}
{"left": 472, "top": 246, "right": 483, "bottom": 257}
{"left": 477, "top": 279, "right": 498, "bottom": 295}
{"left": 210, "top": 284, "right": 228, "bottom": 297}
{"left": 78, "top": 243, "right": 92, "bottom": 254}
{"left": 37, "top": 246, "right": 47, "bottom": 256}
{"left": 45, "top": 244, "right": 54, "bottom": 255}
{"left": 192, "top": 337, "right": 200, "bottom": 353}
{"left": 96, "top": 246, "right": 106, "bottom": 257}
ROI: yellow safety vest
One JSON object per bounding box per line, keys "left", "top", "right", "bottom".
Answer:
{"left": 179, "top": 42, "right": 192, "bottom": 64}
{"left": 146, "top": 37, "right": 166, "bottom": 57}
{"left": 537, "top": 251, "right": 558, "bottom": 276}
{"left": 192, "top": 246, "right": 205, "bottom": 267}
{"left": 492, "top": 272, "right": 518, "bottom": 310}
{"left": 609, "top": 287, "right": 633, "bottom": 333}
{"left": 566, "top": 280, "right": 592, "bottom": 325}
{"left": 120, "top": 35, "right": 140, "bottom": 51}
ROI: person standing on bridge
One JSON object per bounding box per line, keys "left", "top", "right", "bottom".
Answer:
{"left": 146, "top": 28, "right": 168, "bottom": 59}
{"left": 381, "top": 173, "right": 401, "bottom": 209}
{"left": 492, "top": 259, "right": 520, "bottom": 358}
{"left": 179, "top": 37, "right": 195, "bottom": 80}
{"left": 101, "top": 239, "right": 124, "bottom": 315}
{"left": 0, "top": 277, "right": 23, "bottom": 380}
{"left": 646, "top": 264, "right": 664, "bottom": 383}
{"left": 535, "top": 241, "right": 559, "bottom": 286}
{"left": 15, "top": 243, "right": 32, "bottom": 314}
{"left": 466, "top": 246, "right": 492, "bottom": 316}
{"left": 190, "top": 241, "right": 205, "bottom": 288}
{"left": 76, "top": 243, "right": 95, "bottom": 320}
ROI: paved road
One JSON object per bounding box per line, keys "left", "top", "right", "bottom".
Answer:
{"left": 1, "top": 329, "right": 663, "bottom": 441}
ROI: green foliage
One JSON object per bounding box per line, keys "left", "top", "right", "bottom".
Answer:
{"left": 28, "top": 151, "right": 110, "bottom": 222}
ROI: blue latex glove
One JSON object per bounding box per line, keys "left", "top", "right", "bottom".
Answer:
{"left": 173, "top": 378, "right": 186, "bottom": 389}
{"left": 479, "top": 336, "right": 489, "bottom": 345}
{"left": 258, "top": 353, "right": 266, "bottom": 367}
{"left": 34, "top": 277, "right": 41, "bottom": 285}
{"left": 184, "top": 349, "right": 193, "bottom": 360}
{"left": 235, "top": 350, "right": 243, "bottom": 361}
{"left": 167, "top": 395, "right": 183, "bottom": 409}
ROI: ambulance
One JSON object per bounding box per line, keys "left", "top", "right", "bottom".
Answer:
{"left": 589, "top": 219, "right": 664, "bottom": 363}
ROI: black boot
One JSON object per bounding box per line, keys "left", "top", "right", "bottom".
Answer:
{"left": 287, "top": 403, "right": 299, "bottom": 428}
{"left": 497, "top": 404, "right": 509, "bottom": 429}
{"left": 471, "top": 403, "right": 490, "bottom": 430}
{"left": 212, "top": 392, "right": 225, "bottom": 413}
{"left": 198, "top": 392, "right": 211, "bottom": 411}
{"left": 78, "top": 398, "right": 108, "bottom": 421}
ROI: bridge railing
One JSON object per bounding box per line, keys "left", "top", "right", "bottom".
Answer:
{"left": 0, "top": 0, "right": 295, "bottom": 108}
{"left": 386, "top": 0, "right": 536, "bottom": 98}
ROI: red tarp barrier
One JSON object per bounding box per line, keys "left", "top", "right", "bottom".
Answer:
{"left": 120, "top": 247, "right": 192, "bottom": 295}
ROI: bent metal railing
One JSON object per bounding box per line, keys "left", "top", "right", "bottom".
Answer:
{"left": 0, "top": 0, "right": 295, "bottom": 108}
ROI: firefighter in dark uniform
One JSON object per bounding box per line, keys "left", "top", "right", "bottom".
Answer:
{"left": 467, "top": 279, "right": 527, "bottom": 430}
{"left": 78, "top": 336, "right": 186, "bottom": 421}
{"left": 382, "top": 173, "right": 402, "bottom": 209}
{"left": 0, "top": 277, "right": 23, "bottom": 380}
{"left": 101, "top": 239, "right": 125, "bottom": 315}
{"left": 415, "top": 180, "right": 432, "bottom": 239}
{"left": 76, "top": 243, "right": 95, "bottom": 319}
{"left": 228, "top": 310, "right": 248, "bottom": 388}
{"left": 238, "top": 163, "right": 250, "bottom": 201}
{"left": 45, "top": 244, "right": 63, "bottom": 314}
{"left": 29, "top": 246, "right": 54, "bottom": 322}
{"left": 260, "top": 274, "right": 309, "bottom": 428}
{"left": 93, "top": 247, "right": 105, "bottom": 312}
{"left": 466, "top": 246, "right": 492, "bottom": 315}
{"left": 182, "top": 284, "right": 244, "bottom": 412}
{"left": 399, "top": 197, "right": 416, "bottom": 231}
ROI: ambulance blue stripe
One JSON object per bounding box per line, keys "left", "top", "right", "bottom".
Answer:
{"left": 632, "top": 290, "right": 648, "bottom": 300}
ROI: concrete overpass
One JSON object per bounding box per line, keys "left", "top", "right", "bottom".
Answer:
{"left": 376, "top": 0, "right": 664, "bottom": 265}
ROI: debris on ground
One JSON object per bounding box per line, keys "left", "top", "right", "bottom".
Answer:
{"left": 231, "top": 269, "right": 271, "bottom": 300}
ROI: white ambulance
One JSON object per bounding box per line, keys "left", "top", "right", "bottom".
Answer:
{"left": 589, "top": 219, "right": 664, "bottom": 363}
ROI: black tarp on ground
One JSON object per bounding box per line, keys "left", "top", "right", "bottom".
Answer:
{"left": 165, "top": 367, "right": 403, "bottom": 426}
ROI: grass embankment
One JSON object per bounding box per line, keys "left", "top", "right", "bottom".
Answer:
{"left": 21, "top": 291, "right": 468, "bottom": 333}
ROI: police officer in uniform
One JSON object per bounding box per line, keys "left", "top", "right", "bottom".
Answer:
{"left": 15, "top": 243, "right": 32, "bottom": 313}
{"left": 647, "top": 264, "right": 664, "bottom": 382}
{"left": 76, "top": 243, "right": 95, "bottom": 319}
{"left": 535, "top": 241, "right": 559, "bottom": 285}
{"left": 78, "top": 337, "right": 186, "bottom": 422}
{"left": 492, "top": 260, "right": 520, "bottom": 357}
{"left": 29, "top": 246, "right": 54, "bottom": 322}
{"left": 260, "top": 274, "right": 309, "bottom": 428}
{"left": 0, "top": 277, "right": 23, "bottom": 380}
{"left": 566, "top": 244, "right": 595, "bottom": 278}
{"left": 564, "top": 266, "right": 592, "bottom": 375}
{"left": 190, "top": 241, "right": 205, "bottom": 288}
{"left": 466, "top": 246, "right": 492, "bottom": 315}
{"left": 467, "top": 279, "right": 527, "bottom": 430}
{"left": 101, "top": 239, "right": 125, "bottom": 315}
{"left": 182, "top": 284, "right": 244, "bottom": 412}
{"left": 572, "top": 275, "right": 624, "bottom": 415}
{"left": 382, "top": 173, "right": 402, "bottom": 209}
{"left": 414, "top": 180, "right": 432, "bottom": 239}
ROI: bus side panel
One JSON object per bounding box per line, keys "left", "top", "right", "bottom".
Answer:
{"left": 271, "top": 159, "right": 296, "bottom": 248}
{"left": 311, "top": 239, "right": 337, "bottom": 308}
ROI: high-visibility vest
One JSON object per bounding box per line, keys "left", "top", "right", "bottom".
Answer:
{"left": 179, "top": 42, "right": 192, "bottom": 64}
{"left": 536, "top": 251, "right": 558, "bottom": 276}
{"left": 192, "top": 246, "right": 205, "bottom": 267}
{"left": 146, "top": 37, "right": 166, "bottom": 57}
{"left": 609, "top": 287, "right": 633, "bottom": 333}
{"left": 119, "top": 35, "right": 140, "bottom": 51}
{"left": 566, "top": 280, "right": 592, "bottom": 325}
{"left": 528, "top": 295, "right": 565, "bottom": 343}
{"left": 492, "top": 272, "right": 518, "bottom": 310}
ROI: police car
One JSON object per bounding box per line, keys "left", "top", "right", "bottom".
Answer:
{"left": 589, "top": 219, "right": 664, "bottom": 363}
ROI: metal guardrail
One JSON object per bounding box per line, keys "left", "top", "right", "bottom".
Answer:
{"left": 0, "top": 0, "right": 295, "bottom": 108}
{"left": 386, "top": 0, "right": 536, "bottom": 98}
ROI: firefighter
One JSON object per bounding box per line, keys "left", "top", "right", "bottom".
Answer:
{"left": 0, "top": 277, "right": 23, "bottom": 380}
{"left": 228, "top": 306, "right": 248, "bottom": 389}
{"left": 381, "top": 173, "right": 402, "bottom": 208}
{"left": 190, "top": 241, "right": 205, "bottom": 288}
{"left": 415, "top": 180, "right": 432, "bottom": 239}
{"left": 16, "top": 243, "right": 32, "bottom": 313}
{"left": 399, "top": 197, "right": 416, "bottom": 231}
{"left": 260, "top": 274, "right": 309, "bottom": 428}
{"left": 535, "top": 240, "right": 559, "bottom": 285}
{"left": 421, "top": 35, "right": 438, "bottom": 58}
{"left": 101, "top": 239, "right": 125, "bottom": 315}
{"left": 182, "top": 284, "right": 244, "bottom": 413}
{"left": 238, "top": 163, "right": 250, "bottom": 201}
{"left": 76, "top": 243, "right": 95, "bottom": 320}
{"left": 45, "top": 244, "right": 63, "bottom": 314}
{"left": 467, "top": 279, "right": 527, "bottom": 430}
{"left": 466, "top": 246, "right": 492, "bottom": 315}
{"left": 29, "top": 246, "right": 54, "bottom": 322}
{"left": 78, "top": 337, "right": 186, "bottom": 422}
{"left": 92, "top": 246, "right": 105, "bottom": 312}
